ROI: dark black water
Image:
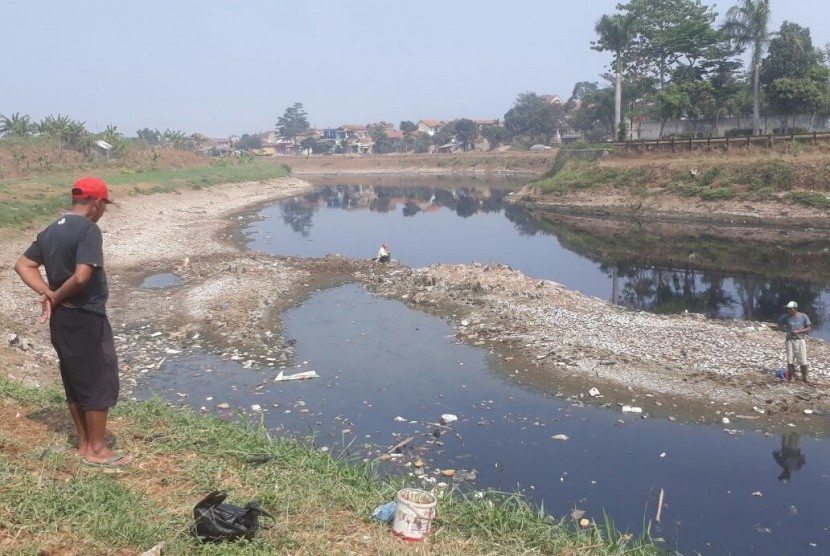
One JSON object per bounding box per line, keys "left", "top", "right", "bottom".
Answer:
{"left": 137, "top": 284, "right": 830, "bottom": 555}
{"left": 244, "top": 182, "right": 830, "bottom": 340}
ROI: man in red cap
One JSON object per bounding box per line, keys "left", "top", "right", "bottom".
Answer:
{"left": 14, "top": 177, "right": 131, "bottom": 467}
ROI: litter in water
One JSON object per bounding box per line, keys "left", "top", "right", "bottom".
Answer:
{"left": 274, "top": 370, "right": 320, "bottom": 382}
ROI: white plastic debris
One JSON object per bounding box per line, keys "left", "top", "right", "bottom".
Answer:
{"left": 394, "top": 416, "right": 407, "bottom": 422}
{"left": 722, "top": 417, "right": 730, "bottom": 424}
{"left": 551, "top": 434, "right": 570, "bottom": 441}
{"left": 440, "top": 414, "right": 458, "bottom": 425}
{"left": 588, "top": 387, "right": 601, "bottom": 397}
{"left": 274, "top": 370, "right": 320, "bottom": 382}
{"left": 621, "top": 405, "right": 643, "bottom": 414}
{"left": 250, "top": 404, "right": 262, "bottom": 412}
{"left": 803, "top": 409, "right": 814, "bottom": 415}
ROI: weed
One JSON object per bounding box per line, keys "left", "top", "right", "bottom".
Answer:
{"left": 701, "top": 187, "right": 734, "bottom": 201}
{"left": 787, "top": 191, "right": 830, "bottom": 209}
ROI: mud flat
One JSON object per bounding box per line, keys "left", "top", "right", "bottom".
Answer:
{"left": 2, "top": 176, "right": 827, "bottom": 435}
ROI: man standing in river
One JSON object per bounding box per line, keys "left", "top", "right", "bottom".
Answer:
{"left": 14, "top": 177, "right": 132, "bottom": 467}
{"left": 777, "top": 301, "right": 812, "bottom": 383}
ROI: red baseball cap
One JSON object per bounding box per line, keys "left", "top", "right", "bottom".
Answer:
{"left": 72, "top": 176, "right": 113, "bottom": 204}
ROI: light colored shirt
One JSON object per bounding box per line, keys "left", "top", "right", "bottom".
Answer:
{"left": 778, "top": 311, "right": 811, "bottom": 340}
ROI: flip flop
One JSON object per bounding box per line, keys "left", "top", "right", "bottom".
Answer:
{"left": 82, "top": 453, "right": 132, "bottom": 468}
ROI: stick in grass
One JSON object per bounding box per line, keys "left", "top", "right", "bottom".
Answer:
{"left": 656, "top": 488, "right": 665, "bottom": 524}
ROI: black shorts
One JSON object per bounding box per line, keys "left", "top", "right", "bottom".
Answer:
{"left": 49, "top": 306, "right": 119, "bottom": 410}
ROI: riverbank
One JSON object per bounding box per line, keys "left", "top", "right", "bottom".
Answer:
{"left": 515, "top": 145, "right": 830, "bottom": 228}
{"left": 1, "top": 375, "right": 662, "bottom": 555}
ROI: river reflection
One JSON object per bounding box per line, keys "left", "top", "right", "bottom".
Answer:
{"left": 245, "top": 181, "right": 830, "bottom": 339}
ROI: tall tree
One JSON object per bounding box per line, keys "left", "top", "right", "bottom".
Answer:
{"left": 276, "top": 102, "right": 310, "bottom": 143}
{"left": 722, "top": 0, "right": 771, "bottom": 135}
{"left": 619, "top": 0, "right": 723, "bottom": 87}
{"left": 760, "top": 22, "right": 822, "bottom": 84}
{"left": 592, "top": 14, "right": 634, "bottom": 139}
{"left": 503, "top": 92, "right": 565, "bottom": 144}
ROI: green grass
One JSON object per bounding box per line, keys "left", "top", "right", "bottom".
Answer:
{"left": 534, "top": 156, "right": 818, "bottom": 208}
{"left": 0, "top": 161, "right": 291, "bottom": 229}
{"left": 0, "top": 375, "right": 667, "bottom": 555}
{"left": 787, "top": 191, "right": 830, "bottom": 209}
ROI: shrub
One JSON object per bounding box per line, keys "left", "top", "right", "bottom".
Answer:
{"left": 701, "top": 187, "right": 734, "bottom": 200}
{"left": 787, "top": 191, "right": 830, "bottom": 209}
{"left": 739, "top": 160, "right": 795, "bottom": 191}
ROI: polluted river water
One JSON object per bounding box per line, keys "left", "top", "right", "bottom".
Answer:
{"left": 135, "top": 179, "right": 830, "bottom": 555}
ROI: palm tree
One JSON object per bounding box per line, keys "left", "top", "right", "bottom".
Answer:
{"left": 0, "top": 113, "right": 35, "bottom": 136}
{"left": 39, "top": 114, "right": 72, "bottom": 157}
{"left": 592, "top": 14, "right": 634, "bottom": 140}
{"left": 722, "top": 0, "right": 771, "bottom": 135}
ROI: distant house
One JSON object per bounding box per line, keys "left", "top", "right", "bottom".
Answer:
{"left": 322, "top": 128, "right": 346, "bottom": 142}
{"left": 540, "top": 95, "right": 564, "bottom": 106}
{"left": 417, "top": 119, "right": 446, "bottom": 136}
{"left": 341, "top": 124, "right": 370, "bottom": 141}
{"left": 472, "top": 119, "right": 499, "bottom": 130}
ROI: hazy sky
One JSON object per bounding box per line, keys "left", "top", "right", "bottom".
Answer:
{"left": 3, "top": 1, "right": 828, "bottom": 137}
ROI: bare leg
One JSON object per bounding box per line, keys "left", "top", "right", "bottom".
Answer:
{"left": 68, "top": 402, "right": 89, "bottom": 457}
{"left": 81, "top": 409, "right": 132, "bottom": 466}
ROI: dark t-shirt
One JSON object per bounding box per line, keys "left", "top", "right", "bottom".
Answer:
{"left": 23, "top": 213, "right": 108, "bottom": 316}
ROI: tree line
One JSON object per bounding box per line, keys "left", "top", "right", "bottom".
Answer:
{"left": 0, "top": 112, "right": 210, "bottom": 161}
{"left": 588, "top": 0, "right": 829, "bottom": 140}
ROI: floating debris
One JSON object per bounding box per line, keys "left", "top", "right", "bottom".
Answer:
{"left": 274, "top": 369, "right": 319, "bottom": 381}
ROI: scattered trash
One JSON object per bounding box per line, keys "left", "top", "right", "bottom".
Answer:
{"left": 274, "top": 370, "right": 319, "bottom": 382}
{"left": 659, "top": 452, "right": 667, "bottom": 458}
{"left": 621, "top": 406, "right": 643, "bottom": 414}
{"left": 217, "top": 403, "right": 230, "bottom": 409}
{"left": 551, "top": 434, "right": 570, "bottom": 441}
{"left": 579, "top": 518, "right": 591, "bottom": 527}
{"left": 722, "top": 417, "right": 730, "bottom": 425}
{"left": 140, "top": 543, "right": 164, "bottom": 556}
{"left": 164, "top": 348, "right": 182, "bottom": 355}
{"left": 588, "top": 387, "right": 601, "bottom": 397}
{"left": 752, "top": 491, "right": 763, "bottom": 497}
{"left": 440, "top": 414, "right": 458, "bottom": 425}
{"left": 752, "top": 406, "right": 766, "bottom": 415}
{"left": 371, "top": 501, "right": 396, "bottom": 523}
{"left": 442, "top": 469, "right": 455, "bottom": 477}
{"left": 803, "top": 409, "right": 814, "bottom": 415}
{"left": 388, "top": 436, "right": 415, "bottom": 454}
{"left": 774, "top": 368, "right": 791, "bottom": 381}
{"left": 571, "top": 509, "right": 586, "bottom": 521}
{"left": 250, "top": 404, "right": 262, "bottom": 412}
{"left": 394, "top": 416, "right": 407, "bottom": 422}
{"left": 392, "top": 488, "right": 437, "bottom": 542}
{"left": 655, "top": 488, "right": 665, "bottom": 523}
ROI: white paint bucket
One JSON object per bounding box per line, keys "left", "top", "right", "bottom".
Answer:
{"left": 391, "top": 488, "right": 437, "bottom": 541}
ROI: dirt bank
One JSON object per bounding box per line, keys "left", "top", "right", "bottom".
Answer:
{"left": 2, "top": 176, "right": 827, "bottom": 439}
{"left": 513, "top": 146, "right": 830, "bottom": 228}
{"left": 275, "top": 150, "right": 559, "bottom": 176}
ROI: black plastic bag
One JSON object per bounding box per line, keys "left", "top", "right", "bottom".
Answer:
{"left": 192, "top": 490, "right": 274, "bottom": 542}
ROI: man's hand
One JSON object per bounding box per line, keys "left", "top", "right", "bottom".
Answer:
{"left": 37, "top": 290, "right": 54, "bottom": 324}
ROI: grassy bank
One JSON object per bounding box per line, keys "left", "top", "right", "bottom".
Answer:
{"left": 0, "top": 375, "right": 666, "bottom": 555}
{"left": 532, "top": 148, "right": 830, "bottom": 208}
{"left": 0, "top": 160, "right": 291, "bottom": 229}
